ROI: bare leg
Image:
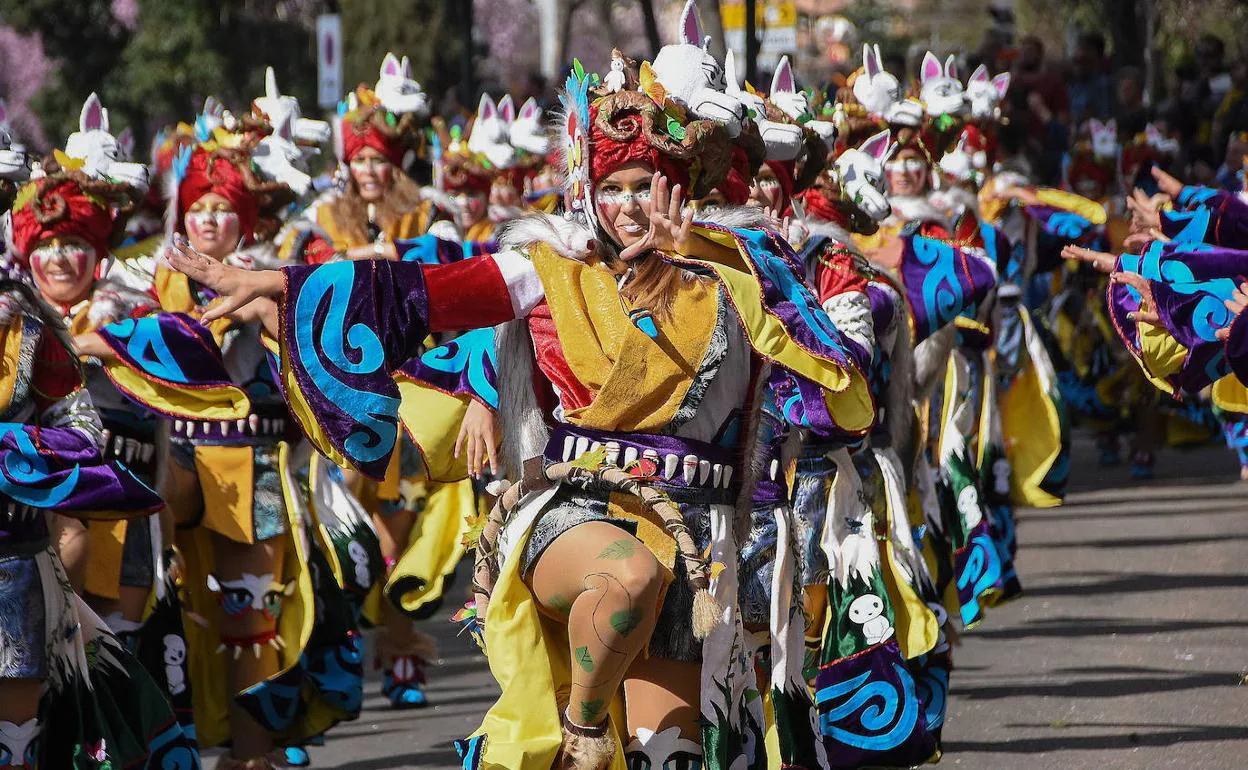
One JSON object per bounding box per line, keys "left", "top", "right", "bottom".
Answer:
{"left": 49, "top": 516, "right": 89, "bottom": 592}
{"left": 529, "top": 522, "right": 665, "bottom": 727}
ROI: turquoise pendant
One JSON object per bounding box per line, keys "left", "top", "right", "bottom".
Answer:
{"left": 629, "top": 308, "right": 659, "bottom": 339}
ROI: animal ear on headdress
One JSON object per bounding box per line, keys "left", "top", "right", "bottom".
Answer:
{"left": 116, "top": 127, "right": 134, "bottom": 160}
{"left": 860, "top": 128, "right": 893, "bottom": 161}
{"left": 498, "top": 94, "right": 516, "bottom": 125}
{"left": 273, "top": 110, "right": 294, "bottom": 142}
{"left": 518, "top": 96, "right": 540, "bottom": 121}
{"left": 920, "top": 52, "right": 942, "bottom": 84}
{"left": 771, "top": 56, "right": 796, "bottom": 95}
{"left": 679, "top": 0, "right": 704, "bottom": 48}
{"left": 81, "top": 93, "right": 106, "bottom": 133}
{"left": 862, "top": 43, "right": 880, "bottom": 78}
{"left": 401, "top": 55, "right": 413, "bottom": 80}
{"left": 477, "top": 94, "right": 497, "bottom": 121}
{"left": 380, "top": 52, "right": 402, "bottom": 79}
{"left": 265, "top": 66, "right": 280, "bottom": 100}
{"left": 992, "top": 72, "right": 1011, "bottom": 99}
{"left": 969, "top": 64, "right": 989, "bottom": 85}
{"left": 943, "top": 54, "right": 958, "bottom": 80}
{"left": 724, "top": 49, "right": 743, "bottom": 93}
{"left": 1104, "top": 118, "right": 1117, "bottom": 135}
{"left": 0, "top": 99, "right": 9, "bottom": 128}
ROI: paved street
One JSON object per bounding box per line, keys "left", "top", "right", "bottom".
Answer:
{"left": 254, "top": 435, "right": 1248, "bottom": 769}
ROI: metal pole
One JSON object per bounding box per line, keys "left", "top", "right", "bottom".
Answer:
{"left": 745, "top": 0, "right": 759, "bottom": 84}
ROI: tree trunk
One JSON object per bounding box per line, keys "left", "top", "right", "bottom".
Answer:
{"left": 534, "top": 0, "right": 569, "bottom": 78}
{"left": 638, "top": 0, "right": 662, "bottom": 57}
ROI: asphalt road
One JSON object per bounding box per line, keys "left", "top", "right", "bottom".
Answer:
{"left": 232, "top": 435, "right": 1248, "bottom": 769}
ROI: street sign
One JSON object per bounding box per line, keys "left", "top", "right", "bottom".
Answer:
{"left": 721, "top": 0, "right": 798, "bottom": 71}
{"left": 316, "top": 14, "right": 342, "bottom": 109}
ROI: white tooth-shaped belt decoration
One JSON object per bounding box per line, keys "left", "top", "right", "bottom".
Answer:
{"left": 552, "top": 432, "right": 737, "bottom": 489}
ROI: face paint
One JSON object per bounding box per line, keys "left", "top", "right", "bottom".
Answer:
{"left": 185, "top": 210, "right": 239, "bottom": 237}
{"left": 30, "top": 241, "right": 96, "bottom": 306}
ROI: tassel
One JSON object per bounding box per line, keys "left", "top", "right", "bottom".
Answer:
{"left": 691, "top": 587, "right": 722, "bottom": 640}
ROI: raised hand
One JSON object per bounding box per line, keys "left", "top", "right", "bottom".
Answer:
{"left": 1110, "top": 271, "right": 1159, "bottom": 325}
{"left": 163, "top": 235, "right": 283, "bottom": 324}
{"left": 1217, "top": 282, "right": 1248, "bottom": 341}
{"left": 1151, "top": 166, "right": 1183, "bottom": 199}
{"left": 617, "top": 173, "right": 695, "bottom": 261}
{"left": 1126, "top": 188, "right": 1163, "bottom": 231}
{"left": 1062, "top": 244, "right": 1116, "bottom": 274}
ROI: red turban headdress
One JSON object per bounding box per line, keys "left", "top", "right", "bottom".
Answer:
{"left": 342, "top": 121, "right": 407, "bottom": 167}
{"left": 588, "top": 103, "right": 691, "bottom": 191}
{"left": 176, "top": 148, "right": 260, "bottom": 243}
{"left": 11, "top": 176, "right": 116, "bottom": 264}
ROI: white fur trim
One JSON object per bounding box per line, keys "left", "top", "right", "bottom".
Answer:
{"left": 491, "top": 249, "right": 543, "bottom": 318}
{"left": 821, "top": 290, "right": 874, "bottom": 353}
{"left": 497, "top": 213, "right": 594, "bottom": 261}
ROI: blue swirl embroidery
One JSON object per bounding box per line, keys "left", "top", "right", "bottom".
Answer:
{"left": 103, "top": 316, "right": 190, "bottom": 384}
{"left": 956, "top": 531, "right": 1003, "bottom": 626}
{"left": 912, "top": 236, "right": 965, "bottom": 338}
{"left": 1177, "top": 185, "right": 1218, "bottom": 208}
{"left": 0, "top": 423, "right": 78, "bottom": 507}
{"left": 293, "top": 263, "right": 399, "bottom": 464}
{"left": 1044, "top": 211, "right": 1092, "bottom": 239}
{"left": 420, "top": 328, "right": 499, "bottom": 409}
{"left": 739, "top": 229, "right": 847, "bottom": 356}
{"left": 914, "top": 661, "right": 949, "bottom": 731}
{"left": 1162, "top": 207, "right": 1211, "bottom": 244}
{"left": 1122, "top": 242, "right": 1235, "bottom": 342}
{"left": 816, "top": 662, "right": 921, "bottom": 750}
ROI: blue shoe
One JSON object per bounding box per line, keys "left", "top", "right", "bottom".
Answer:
{"left": 382, "top": 657, "right": 430, "bottom": 709}
{"left": 1129, "top": 452, "right": 1155, "bottom": 479}
{"left": 284, "top": 746, "right": 311, "bottom": 767}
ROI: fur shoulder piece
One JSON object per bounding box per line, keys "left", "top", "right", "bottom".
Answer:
{"left": 419, "top": 186, "right": 464, "bottom": 219}
{"left": 497, "top": 212, "right": 595, "bottom": 261}
{"left": 691, "top": 205, "right": 775, "bottom": 232}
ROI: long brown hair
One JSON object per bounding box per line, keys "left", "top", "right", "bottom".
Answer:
{"left": 326, "top": 171, "right": 425, "bottom": 246}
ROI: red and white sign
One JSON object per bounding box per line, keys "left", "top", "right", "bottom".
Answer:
{"left": 317, "top": 14, "right": 342, "bottom": 109}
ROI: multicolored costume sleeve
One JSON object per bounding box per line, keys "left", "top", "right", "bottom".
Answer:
{"left": 1025, "top": 189, "right": 1107, "bottom": 272}
{"left": 394, "top": 327, "right": 499, "bottom": 482}
{"left": 0, "top": 423, "right": 163, "bottom": 518}
{"left": 1160, "top": 185, "right": 1248, "bottom": 249}
{"left": 396, "top": 233, "right": 497, "bottom": 264}
{"left": 1108, "top": 240, "right": 1247, "bottom": 394}
{"left": 95, "top": 312, "right": 251, "bottom": 420}
{"left": 894, "top": 223, "right": 998, "bottom": 343}
{"left": 686, "top": 223, "right": 875, "bottom": 434}
{"left": 276, "top": 254, "right": 535, "bottom": 478}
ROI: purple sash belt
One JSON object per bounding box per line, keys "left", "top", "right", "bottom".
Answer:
{"left": 544, "top": 423, "right": 740, "bottom": 505}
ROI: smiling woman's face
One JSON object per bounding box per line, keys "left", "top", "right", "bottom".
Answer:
{"left": 30, "top": 235, "right": 97, "bottom": 306}
{"left": 594, "top": 162, "right": 655, "bottom": 256}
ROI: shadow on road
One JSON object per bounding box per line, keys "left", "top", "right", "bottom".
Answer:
{"left": 953, "top": 667, "right": 1241, "bottom": 700}
{"left": 945, "top": 722, "right": 1248, "bottom": 754}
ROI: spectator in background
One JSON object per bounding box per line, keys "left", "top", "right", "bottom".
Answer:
{"left": 1069, "top": 32, "right": 1113, "bottom": 124}
{"left": 1196, "top": 34, "right": 1232, "bottom": 112}
{"left": 1114, "top": 66, "right": 1150, "bottom": 136}
{"left": 1212, "top": 55, "right": 1248, "bottom": 164}
{"left": 1011, "top": 34, "right": 1070, "bottom": 184}
{"left": 1157, "top": 61, "right": 1212, "bottom": 150}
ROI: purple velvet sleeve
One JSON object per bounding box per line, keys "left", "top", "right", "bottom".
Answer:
{"left": 278, "top": 259, "right": 432, "bottom": 479}
{"left": 0, "top": 424, "right": 162, "bottom": 516}
{"left": 1225, "top": 310, "right": 1248, "bottom": 386}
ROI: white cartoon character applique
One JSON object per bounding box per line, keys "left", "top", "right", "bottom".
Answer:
{"left": 163, "top": 634, "right": 188, "bottom": 696}
{"left": 848, "top": 593, "right": 893, "bottom": 645}
{"left": 957, "top": 484, "right": 984, "bottom": 528}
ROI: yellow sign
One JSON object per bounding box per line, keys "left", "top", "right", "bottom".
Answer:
{"left": 721, "top": 0, "right": 798, "bottom": 31}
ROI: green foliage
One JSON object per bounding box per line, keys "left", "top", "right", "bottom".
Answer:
{"left": 343, "top": 0, "right": 469, "bottom": 111}
{"left": 2, "top": 0, "right": 316, "bottom": 150}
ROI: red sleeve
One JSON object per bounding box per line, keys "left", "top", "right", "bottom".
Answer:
{"left": 422, "top": 256, "right": 518, "bottom": 333}
{"left": 31, "top": 329, "right": 83, "bottom": 414}
{"left": 814, "top": 244, "right": 869, "bottom": 304}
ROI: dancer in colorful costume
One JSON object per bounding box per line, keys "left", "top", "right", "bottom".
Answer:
{"left": 76, "top": 123, "right": 362, "bottom": 767}
{"left": 163, "top": 35, "right": 879, "bottom": 766}
{"left": 0, "top": 170, "right": 199, "bottom": 768}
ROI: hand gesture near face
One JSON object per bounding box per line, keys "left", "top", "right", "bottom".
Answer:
{"left": 617, "top": 173, "right": 698, "bottom": 261}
